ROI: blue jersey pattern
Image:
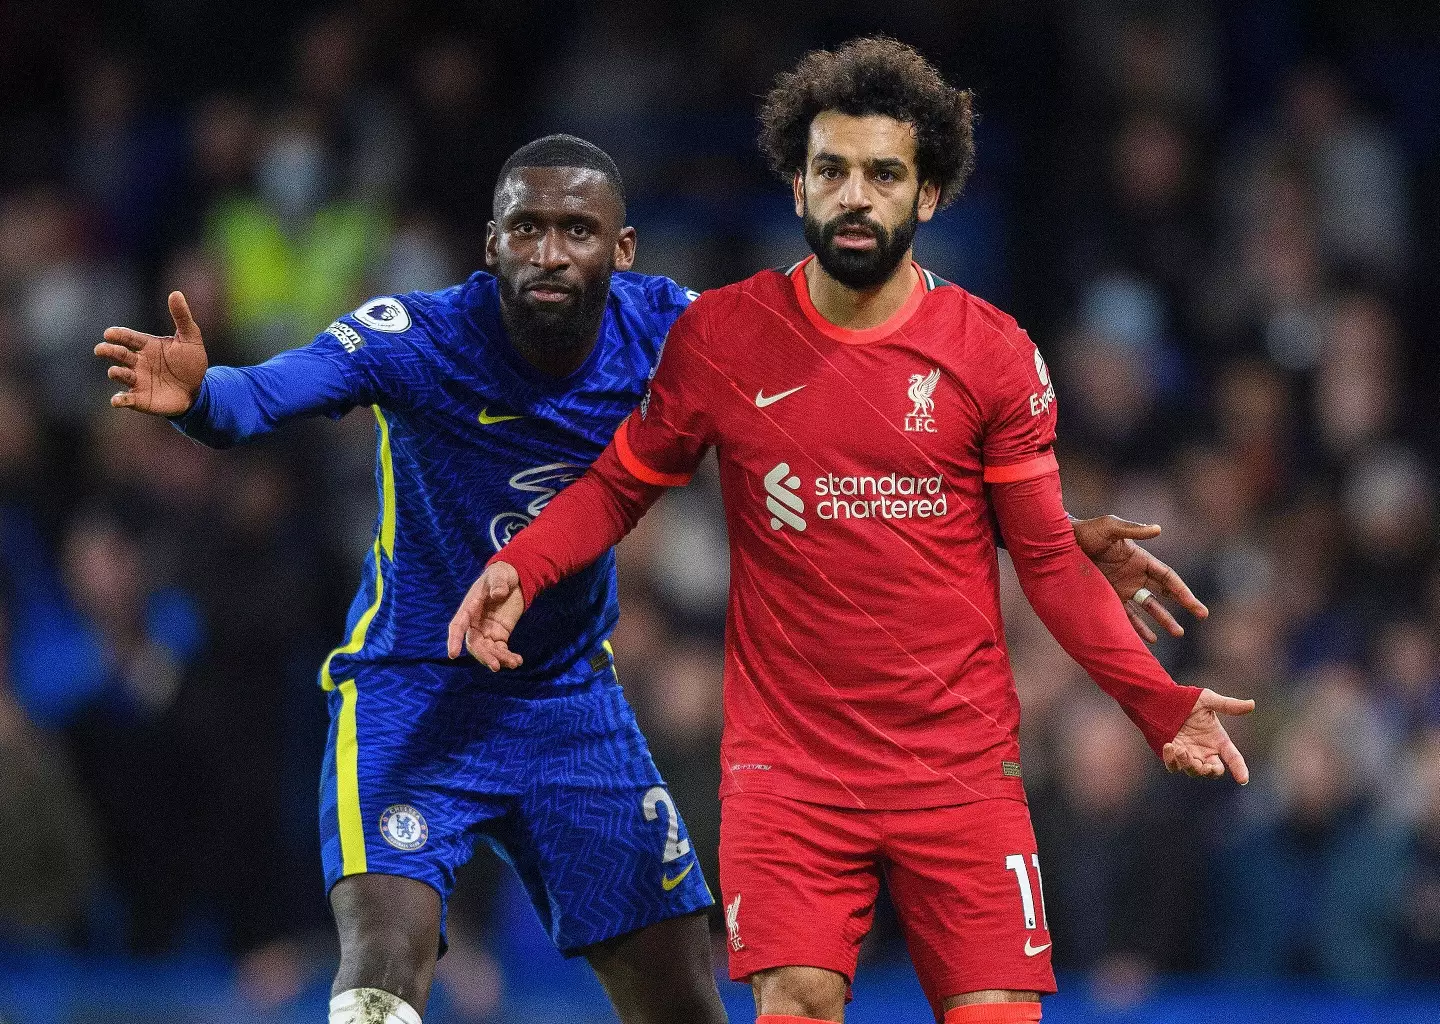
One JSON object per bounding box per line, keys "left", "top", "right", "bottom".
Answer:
{"left": 177, "top": 270, "right": 693, "bottom": 686}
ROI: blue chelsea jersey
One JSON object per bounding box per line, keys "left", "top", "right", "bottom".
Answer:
{"left": 175, "top": 271, "right": 695, "bottom": 687}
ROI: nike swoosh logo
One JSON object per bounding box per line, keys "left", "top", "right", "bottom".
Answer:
{"left": 662, "top": 860, "right": 695, "bottom": 891}
{"left": 478, "top": 408, "right": 524, "bottom": 425}
{"left": 755, "top": 385, "right": 805, "bottom": 408}
{"left": 1023, "top": 938, "right": 1051, "bottom": 957}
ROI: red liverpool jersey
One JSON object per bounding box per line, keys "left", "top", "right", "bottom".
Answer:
{"left": 501, "top": 258, "right": 1201, "bottom": 809}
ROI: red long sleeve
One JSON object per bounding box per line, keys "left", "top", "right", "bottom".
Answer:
{"left": 992, "top": 470, "right": 1202, "bottom": 756}
{"left": 490, "top": 437, "right": 667, "bottom": 607}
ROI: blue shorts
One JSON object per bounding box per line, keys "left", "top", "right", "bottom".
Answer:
{"left": 318, "top": 650, "right": 713, "bottom": 954}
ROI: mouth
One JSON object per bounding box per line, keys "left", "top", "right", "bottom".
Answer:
{"left": 832, "top": 225, "right": 878, "bottom": 250}
{"left": 523, "top": 281, "right": 577, "bottom": 303}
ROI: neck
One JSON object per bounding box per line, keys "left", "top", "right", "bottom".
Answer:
{"left": 804, "top": 252, "right": 919, "bottom": 330}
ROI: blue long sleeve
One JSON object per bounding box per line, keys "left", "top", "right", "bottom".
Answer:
{"left": 172, "top": 342, "right": 368, "bottom": 448}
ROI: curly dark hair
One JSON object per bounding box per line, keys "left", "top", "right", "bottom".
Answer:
{"left": 758, "top": 36, "right": 976, "bottom": 208}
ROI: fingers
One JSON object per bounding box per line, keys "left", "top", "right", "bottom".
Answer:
{"left": 1150, "top": 559, "right": 1208, "bottom": 620}
{"left": 447, "top": 567, "right": 522, "bottom": 664}
{"left": 107, "top": 366, "right": 138, "bottom": 388}
{"left": 1139, "top": 594, "right": 1185, "bottom": 638}
{"left": 446, "top": 609, "right": 469, "bottom": 660}
{"left": 102, "top": 326, "right": 154, "bottom": 352}
{"left": 1163, "top": 740, "right": 1226, "bottom": 779}
{"left": 1202, "top": 691, "right": 1257, "bottom": 717}
{"left": 95, "top": 342, "right": 139, "bottom": 367}
{"left": 447, "top": 582, "right": 488, "bottom": 659}
{"left": 1126, "top": 603, "right": 1158, "bottom": 644}
{"left": 463, "top": 630, "right": 522, "bottom": 671}
{"left": 169, "top": 291, "right": 200, "bottom": 341}
{"left": 110, "top": 391, "right": 134, "bottom": 408}
{"left": 1105, "top": 517, "right": 1162, "bottom": 540}
{"left": 466, "top": 629, "right": 500, "bottom": 670}
{"left": 1220, "top": 734, "right": 1250, "bottom": 785}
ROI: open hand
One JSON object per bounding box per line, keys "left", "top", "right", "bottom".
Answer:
{"left": 95, "top": 291, "right": 208, "bottom": 416}
{"left": 447, "top": 561, "right": 525, "bottom": 670}
{"left": 1072, "top": 516, "right": 1209, "bottom": 643}
{"left": 1162, "top": 689, "right": 1255, "bottom": 783}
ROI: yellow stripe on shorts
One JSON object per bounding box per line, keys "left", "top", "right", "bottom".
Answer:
{"left": 336, "top": 678, "right": 366, "bottom": 875}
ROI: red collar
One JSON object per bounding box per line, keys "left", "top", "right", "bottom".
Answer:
{"left": 790, "top": 255, "right": 927, "bottom": 345}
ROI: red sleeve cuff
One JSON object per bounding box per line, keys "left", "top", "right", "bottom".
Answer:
{"left": 613, "top": 417, "right": 692, "bottom": 487}
{"left": 983, "top": 451, "right": 1058, "bottom": 484}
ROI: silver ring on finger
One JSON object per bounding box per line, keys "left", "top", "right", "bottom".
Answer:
{"left": 1132, "top": 587, "right": 1154, "bottom": 605}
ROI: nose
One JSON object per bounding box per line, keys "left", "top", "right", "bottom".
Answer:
{"left": 532, "top": 227, "right": 570, "bottom": 271}
{"left": 838, "top": 170, "right": 871, "bottom": 213}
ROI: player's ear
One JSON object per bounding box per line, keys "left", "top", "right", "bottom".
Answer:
{"left": 614, "top": 226, "right": 637, "bottom": 272}
{"left": 917, "top": 180, "right": 940, "bottom": 223}
{"left": 793, "top": 171, "right": 805, "bottom": 218}
{"left": 484, "top": 222, "right": 499, "bottom": 268}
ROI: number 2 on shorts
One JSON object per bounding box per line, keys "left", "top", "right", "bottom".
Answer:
{"left": 1005, "top": 853, "right": 1048, "bottom": 931}
{"left": 643, "top": 785, "right": 691, "bottom": 864}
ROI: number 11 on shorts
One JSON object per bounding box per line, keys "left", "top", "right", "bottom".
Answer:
{"left": 1005, "top": 853, "right": 1048, "bottom": 931}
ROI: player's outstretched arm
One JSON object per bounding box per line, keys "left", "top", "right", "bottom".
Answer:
{"left": 1071, "top": 515, "right": 1209, "bottom": 643}
{"left": 995, "top": 470, "right": 1254, "bottom": 782}
{"left": 446, "top": 439, "right": 669, "bottom": 669}
{"left": 96, "top": 291, "right": 208, "bottom": 416}
{"left": 99, "top": 293, "right": 377, "bottom": 448}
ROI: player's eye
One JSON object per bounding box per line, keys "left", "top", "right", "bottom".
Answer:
{"left": 569, "top": 224, "right": 592, "bottom": 239}
{"left": 818, "top": 166, "right": 842, "bottom": 180}
{"left": 875, "top": 169, "right": 896, "bottom": 183}
{"left": 513, "top": 221, "right": 536, "bottom": 234}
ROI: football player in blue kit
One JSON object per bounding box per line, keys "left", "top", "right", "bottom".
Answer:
{"left": 97, "top": 136, "right": 724, "bottom": 1024}
{"left": 96, "top": 135, "right": 1206, "bottom": 1024}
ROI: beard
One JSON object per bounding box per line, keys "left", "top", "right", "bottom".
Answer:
{"left": 497, "top": 268, "right": 613, "bottom": 363}
{"left": 803, "top": 194, "right": 920, "bottom": 290}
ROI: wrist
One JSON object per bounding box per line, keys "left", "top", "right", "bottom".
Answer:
{"left": 169, "top": 374, "right": 209, "bottom": 423}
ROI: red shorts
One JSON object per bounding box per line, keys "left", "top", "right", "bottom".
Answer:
{"left": 719, "top": 793, "right": 1056, "bottom": 1010}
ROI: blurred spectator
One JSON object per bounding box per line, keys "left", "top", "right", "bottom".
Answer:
{"left": 41, "top": 512, "right": 203, "bottom": 952}
{"left": 65, "top": 53, "right": 187, "bottom": 263}
{"left": 1031, "top": 698, "right": 1205, "bottom": 985}
{"left": 207, "top": 108, "right": 388, "bottom": 360}
{"left": 1218, "top": 678, "right": 1408, "bottom": 984}
{"left": 0, "top": 597, "right": 99, "bottom": 948}
{"left": 0, "top": 187, "right": 139, "bottom": 420}
{"left": 1401, "top": 729, "right": 1440, "bottom": 977}
{"left": 1315, "top": 291, "right": 1402, "bottom": 460}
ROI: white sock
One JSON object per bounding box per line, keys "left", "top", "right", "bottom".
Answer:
{"left": 329, "top": 988, "right": 422, "bottom": 1024}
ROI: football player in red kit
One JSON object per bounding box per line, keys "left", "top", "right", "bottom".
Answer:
{"left": 449, "top": 37, "right": 1254, "bottom": 1024}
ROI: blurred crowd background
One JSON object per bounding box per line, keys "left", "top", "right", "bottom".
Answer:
{"left": 1, "top": 0, "right": 1438, "bottom": 1020}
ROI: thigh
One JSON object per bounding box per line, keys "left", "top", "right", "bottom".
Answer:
{"left": 319, "top": 666, "right": 514, "bottom": 951}
{"left": 720, "top": 792, "right": 882, "bottom": 989}
{"left": 502, "top": 682, "right": 714, "bottom": 954}
{"left": 882, "top": 799, "right": 1057, "bottom": 1011}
